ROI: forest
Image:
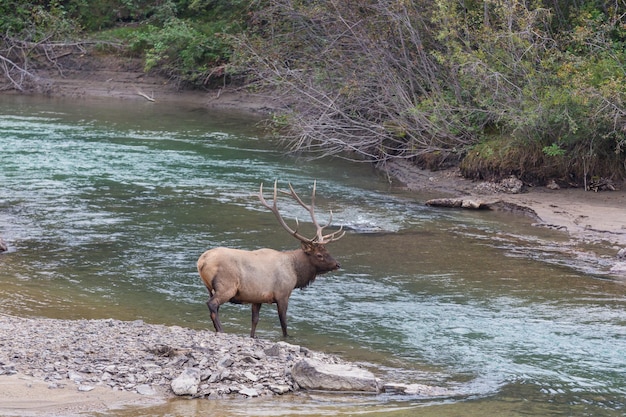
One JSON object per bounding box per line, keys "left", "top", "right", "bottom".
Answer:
{"left": 1, "top": 0, "right": 625, "bottom": 187}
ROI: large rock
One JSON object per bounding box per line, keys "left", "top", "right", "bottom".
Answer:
{"left": 291, "top": 359, "right": 380, "bottom": 393}
{"left": 171, "top": 367, "right": 201, "bottom": 396}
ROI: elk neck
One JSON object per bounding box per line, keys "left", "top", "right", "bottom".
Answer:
{"left": 289, "top": 249, "right": 320, "bottom": 289}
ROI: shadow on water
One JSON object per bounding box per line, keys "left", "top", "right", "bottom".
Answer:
{"left": 1, "top": 96, "right": 625, "bottom": 416}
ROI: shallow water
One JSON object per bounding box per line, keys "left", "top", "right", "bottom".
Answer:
{"left": 0, "top": 96, "right": 624, "bottom": 416}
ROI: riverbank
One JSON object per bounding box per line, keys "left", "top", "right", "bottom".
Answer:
{"left": 12, "top": 53, "right": 280, "bottom": 114}
{"left": 384, "top": 159, "right": 626, "bottom": 274}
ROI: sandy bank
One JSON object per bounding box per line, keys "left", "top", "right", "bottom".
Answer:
{"left": 0, "top": 373, "right": 156, "bottom": 417}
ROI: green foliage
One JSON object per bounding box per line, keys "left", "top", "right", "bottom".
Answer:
{"left": 0, "top": 0, "right": 82, "bottom": 40}
{"left": 542, "top": 143, "right": 566, "bottom": 157}
{"left": 0, "top": 1, "right": 33, "bottom": 34}
{"left": 128, "top": 16, "right": 237, "bottom": 84}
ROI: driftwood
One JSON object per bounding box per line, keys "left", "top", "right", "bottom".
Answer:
{"left": 136, "top": 90, "right": 156, "bottom": 102}
{"left": 426, "top": 198, "right": 540, "bottom": 220}
{"left": 426, "top": 198, "right": 488, "bottom": 210}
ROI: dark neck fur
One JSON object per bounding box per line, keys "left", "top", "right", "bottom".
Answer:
{"left": 290, "top": 249, "right": 319, "bottom": 289}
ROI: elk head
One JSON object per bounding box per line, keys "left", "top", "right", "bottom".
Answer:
{"left": 259, "top": 180, "right": 344, "bottom": 273}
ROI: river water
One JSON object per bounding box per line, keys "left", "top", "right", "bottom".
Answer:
{"left": 0, "top": 96, "right": 624, "bottom": 416}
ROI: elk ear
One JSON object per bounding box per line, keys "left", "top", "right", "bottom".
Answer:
{"left": 301, "top": 242, "right": 315, "bottom": 254}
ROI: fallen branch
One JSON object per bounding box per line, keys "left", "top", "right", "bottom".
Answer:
{"left": 136, "top": 91, "right": 156, "bottom": 102}
{"left": 0, "top": 53, "right": 38, "bottom": 91}
{"left": 426, "top": 198, "right": 540, "bottom": 220}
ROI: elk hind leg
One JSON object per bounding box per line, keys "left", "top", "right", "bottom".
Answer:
{"left": 206, "top": 284, "right": 237, "bottom": 333}
{"left": 250, "top": 303, "right": 262, "bottom": 338}
{"left": 276, "top": 300, "right": 289, "bottom": 337}
{"left": 206, "top": 296, "right": 223, "bottom": 333}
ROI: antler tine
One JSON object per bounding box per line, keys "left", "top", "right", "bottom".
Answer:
{"left": 289, "top": 181, "right": 345, "bottom": 244}
{"left": 319, "top": 211, "right": 346, "bottom": 243}
{"left": 260, "top": 180, "right": 345, "bottom": 245}
{"left": 259, "top": 181, "right": 311, "bottom": 243}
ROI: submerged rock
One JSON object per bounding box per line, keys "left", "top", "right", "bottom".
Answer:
{"left": 382, "top": 382, "right": 452, "bottom": 397}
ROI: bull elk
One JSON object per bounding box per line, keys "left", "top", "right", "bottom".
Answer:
{"left": 197, "top": 181, "right": 345, "bottom": 337}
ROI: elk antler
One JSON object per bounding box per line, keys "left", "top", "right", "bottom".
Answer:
{"left": 258, "top": 180, "right": 345, "bottom": 244}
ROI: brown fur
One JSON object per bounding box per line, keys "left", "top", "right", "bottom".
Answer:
{"left": 197, "top": 242, "right": 340, "bottom": 337}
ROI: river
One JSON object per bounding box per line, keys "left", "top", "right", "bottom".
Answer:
{"left": 0, "top": 95, "right": 624, "bottom": 416}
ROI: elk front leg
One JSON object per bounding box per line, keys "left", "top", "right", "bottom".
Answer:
{"left": 250, "top": 303, "right": 262, "bottom": 338}
{"left": 276, "top": 299, "right": 289, "bottom": 337}
{"left": 207, "top": 296, "right": 223, "bottom": 333}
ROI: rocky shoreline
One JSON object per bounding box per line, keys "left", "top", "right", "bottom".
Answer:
{"left": 0, "top": 314, "right": 445, "bottom": 404}
{"left": 0, "top": 314, "right": 340, "bottom": 399}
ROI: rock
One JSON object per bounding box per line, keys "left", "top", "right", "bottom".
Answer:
{"left": 291, "top": 359, "right": 380, "bottom": 393}
{"left": 1, "top": 363, "right": 16, "bottom": 375}
{"left": 78, "top": 384, "right": 95, "bottom": 392}
{"left": 499, "top": 175, "right": 524, "bottom": 194}
{"left": 269, "top": 384, "right": 291, "bottom": 394}
{"left": 136, "top": 384, "right": 157, "bottom": 396}
{"left": 264, "top": 344, "right": 282, "bottom": 357}
{"left": 461, "top": 199, "right": 483, "bottom": 209}
{"left": 546, "top": 179, "right": 560, "bottom": 190}
{"left": 426, "top": 198, "right": 488, "bottom": 209}
{"left": 244, "top": 371, "right": 259, "bottom": 382}
{"left": 217, "top": 354, "right": 234, "bottom": 368}
{"left": 171, "top": 368, "right": 201, "bottom": 396}
{"left": 382, "top": 382, "right": 451, "bottom": 396}
{"left": 239, "top": 387, "right": 259, "bottom": 397}
{"left": 0, "top": 316, "right": 404, "bottom": 399}
{"left": 617, "top": 248, "right": 626, "bottom": 259}
{"left": 68, "top": 371, "right": 84, "bottom": 383}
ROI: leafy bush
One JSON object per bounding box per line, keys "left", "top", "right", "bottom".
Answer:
{"left": 128, "top": 17, "right": 236, "bottom": 85}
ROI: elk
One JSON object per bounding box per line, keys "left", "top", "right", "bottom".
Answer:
{"left": 197, "top": 181, "right": 345, "bottom": 338}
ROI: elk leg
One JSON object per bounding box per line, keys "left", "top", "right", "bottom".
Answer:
{"left": 276, "top": 300, "right": 289, "bottom": 337}
{"left": 207, "top": 297, "right": 223, "bottom": 333}
{"left": 250, "top": 303, "right": 262, "bottom": 338}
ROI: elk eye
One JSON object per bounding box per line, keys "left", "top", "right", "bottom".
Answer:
{"left": 316, "top": 253, "right": 324, "bottom": 260}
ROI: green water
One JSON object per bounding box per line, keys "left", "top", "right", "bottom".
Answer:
{"left": 0, "top": 96, "right": 624, "bottom": 416}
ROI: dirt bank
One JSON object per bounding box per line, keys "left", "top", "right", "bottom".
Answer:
{"left": 13, "top": 53, "right": 281, "bottom": 113}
